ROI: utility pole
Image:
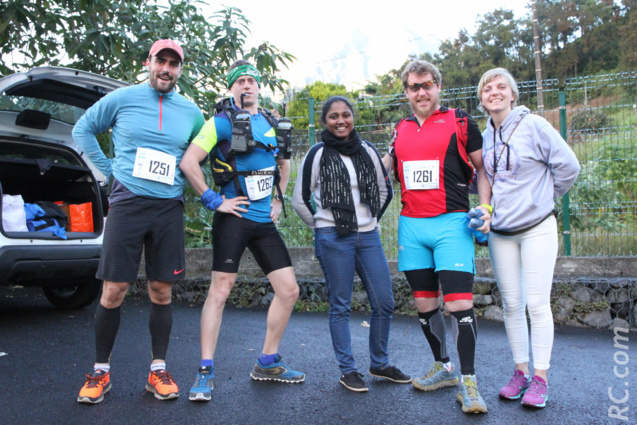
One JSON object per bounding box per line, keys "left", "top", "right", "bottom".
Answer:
{"left": 532, "top": 0, "right": 544, "bottom": 113}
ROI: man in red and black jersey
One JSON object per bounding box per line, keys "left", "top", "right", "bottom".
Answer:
{"left": 384, "top": 60, "right": 491, "bottom": 414}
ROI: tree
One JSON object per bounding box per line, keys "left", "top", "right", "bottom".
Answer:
{"left": 286, "top": 81, "right": 352, "bottom": 129}
{"left": 0, "top": 0, "right": 295, "bottom": 116}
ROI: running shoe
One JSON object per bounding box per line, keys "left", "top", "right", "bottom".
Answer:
{"left": 369, "top": 365, "right": 412, "bottom": 383}
{"left": 412, "top": 361, "right": 459, "bottom": 391}
{"left": 250, "top": 355, "right": 305, "bottom": 383}
{"left": 189, "top": 368, "right": 214, "bottom": 401}
{"left": 521, "top": 375, "right": 549, "bottom": 408}
{"left": 339, "top": 371, "right": 368, "bottom": 392}
{"left": 77, "top": 369, "right": 111, "bottom": 404}
{"left": 499, "top": 369, "right": 530, "bottom": 400}
{"left": 146, "top": 369, "right": 179, "bottom": 400}
{"left": 456, "top": 375, "right": 488, "bottom": 414}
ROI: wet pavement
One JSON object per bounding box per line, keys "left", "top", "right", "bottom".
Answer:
{"left": 0, "top": 286, "right": 635, "bottom": 424}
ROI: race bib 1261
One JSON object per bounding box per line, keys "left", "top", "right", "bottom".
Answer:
{"left": 403, "top": 160, "right": 439, "bottom": 190}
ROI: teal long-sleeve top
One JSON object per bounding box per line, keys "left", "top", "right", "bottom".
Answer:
{"left": 72, "top": 82, "right": 204, "bottom": 199}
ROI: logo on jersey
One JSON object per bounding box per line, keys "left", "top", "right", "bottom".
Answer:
{"left": 459, "top": 316, "right": 473, "bottom": 324}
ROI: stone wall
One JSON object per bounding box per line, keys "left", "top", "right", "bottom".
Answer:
{"left": 135, "top": 248, "right": 637, "bottom": 330}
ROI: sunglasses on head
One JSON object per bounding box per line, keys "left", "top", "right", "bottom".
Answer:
{"left": 405, "top": 80, "right": 437, "bottom": 92}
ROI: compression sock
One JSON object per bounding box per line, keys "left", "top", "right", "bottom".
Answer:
{"left": 450, "top": 308, "right": 478, "bottom": 376}
{"left": 259, "top": 353, "right": 278, "bottom": 366}
{"left": 418, "top": 308, "right": 450, "bottom": 364}
{"left": 149, "top": 302, "right": 173, "bottom": 361}
{"left": 94, "top": 304, "right": 121, "bottom": 364}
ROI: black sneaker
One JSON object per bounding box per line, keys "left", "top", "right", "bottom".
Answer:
{"left": 339, "top": 371, "right": 369, "bottom": 392}
{"left": 369, "top": 365, "right": 412, "bottom": 383}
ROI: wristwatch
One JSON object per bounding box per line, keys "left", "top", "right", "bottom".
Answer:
{"left": 274, "top": 194, "right": 283, "bottom": 202}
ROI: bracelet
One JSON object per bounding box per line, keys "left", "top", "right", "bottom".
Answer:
{"left": 480, "top": 203, "right": 493, "bottom": 214}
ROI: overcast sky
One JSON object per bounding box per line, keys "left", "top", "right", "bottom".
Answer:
{"left": 204, "top": 0, "right": 530, "bottom": 95}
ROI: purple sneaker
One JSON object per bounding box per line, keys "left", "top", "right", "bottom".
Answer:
{"left": 521, "top": 375, "right": 548, "bottom": 408}
{"left": 499, "top": 369, "right": 530, "bottom": 400}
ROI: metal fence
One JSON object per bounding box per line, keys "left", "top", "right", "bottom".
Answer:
{"left": 279, "top": 71, "right": 637, "bottom": 259}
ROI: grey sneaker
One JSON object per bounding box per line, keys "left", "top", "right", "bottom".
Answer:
{"left": 250, "top": 355, "right": 305, "bottom": 383}
{"left": 188, "top": 368, "right": 213, "bottom": 401}
{"left": 339, "top": 371, "right": 368, "bottom": 392}
{"left": 456, "top": 375, "right": 488, "bottom": 414}
{"left": 369, "top": 365, "right": 412, "bottom": 383}
{"left": 412, "top": 361, "right": 459, "bottom": 391}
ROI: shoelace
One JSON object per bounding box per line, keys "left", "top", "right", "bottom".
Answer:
{"left": 84, "top": 373, "right": 106, "bottom": 388}
{"left": 153, "top": 370, "right": 175, "bottom": 386}
{"left": 526, "top": 379, "right": 546, "bottom": 397}
{"left": 426, "top": 363, "right": 443, "bottom": 378}
{"left": 509, "top": 373, "right": 529, "bottom": 389}
{"left": 195, "top": 373, "right": 212, "bottom": 385}
{"left": 464, "top": 379, "right": 479, "bottom": 398}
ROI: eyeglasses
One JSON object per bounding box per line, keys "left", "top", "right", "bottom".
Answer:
{"left": 405, "top": 80, "right": 437, "bottom": 92}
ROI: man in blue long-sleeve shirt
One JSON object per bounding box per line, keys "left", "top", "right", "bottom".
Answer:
{"left": 73, "top": 39, "right": 204, "bottom": 404}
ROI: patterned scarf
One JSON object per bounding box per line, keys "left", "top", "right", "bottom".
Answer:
{"left": 319, "top": 129, "right": 380, "bottom": 236}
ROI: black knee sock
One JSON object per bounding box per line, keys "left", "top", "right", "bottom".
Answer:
{"left": 418, "top": 308, "right": 450, "bottom": 364}
{"left": 95, "top": 304, "right": 121, "bottom": 364}
{"left": 149, "top": 302, "right": 173, "bottom": 361}
{"left": 450, "top": 308, "right": 478, "bottom": 376}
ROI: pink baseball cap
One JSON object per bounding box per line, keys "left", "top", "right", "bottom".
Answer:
{"left": 148, "top": 39, "right": 184, "bottom": 62}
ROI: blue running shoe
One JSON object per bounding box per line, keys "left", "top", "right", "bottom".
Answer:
{"left": 412, "top": 361, "right": 459, "bottom": 391}
{"left": 189, "top": 368, "right": 214, "bottom": 401}
{"left": 250, "top": 355, "right": 305, "bottom": 383}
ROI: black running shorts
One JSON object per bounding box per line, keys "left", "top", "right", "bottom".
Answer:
{"left": 211, "top": 212, "right": 292, "bottom": 274}
{"left": 97, "top": 196, "right": 185, "bottom": 282}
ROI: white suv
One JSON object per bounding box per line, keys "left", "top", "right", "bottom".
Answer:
{"left": 0, "top": 67, "right": 128, "bottom": 309}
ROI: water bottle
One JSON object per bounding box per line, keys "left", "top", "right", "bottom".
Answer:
{"left": 466, "top": 208, "right": 488, "bottom": 245}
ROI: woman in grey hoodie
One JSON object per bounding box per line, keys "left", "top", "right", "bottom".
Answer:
{"left": 477, "top": 68, "right": 580, "bottom": 408}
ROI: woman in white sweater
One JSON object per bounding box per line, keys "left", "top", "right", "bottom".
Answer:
{"left": 478, "top": 68, "right": 581, "bottom": 408}
{"left": 292, "top": 96, "right": 410, "bottom": 392}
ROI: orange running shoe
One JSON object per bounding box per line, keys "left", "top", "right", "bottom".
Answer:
{"left": 146, "top": 370, "right": 179, "bottom": 400}
{"left": 77, "top": 370, "right": 111, "bottom": 404}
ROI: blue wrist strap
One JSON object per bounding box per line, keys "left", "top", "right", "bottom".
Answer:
{"left": 201, "top": 188, "right": 223, "bottom": 210}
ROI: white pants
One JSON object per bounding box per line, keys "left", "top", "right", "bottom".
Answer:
{"left": 488, "top": 216, "right": 557, "bottom": 371}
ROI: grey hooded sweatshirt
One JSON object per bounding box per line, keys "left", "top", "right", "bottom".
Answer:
{"left": 482, "top": 106, "right": 581, "bottom": 232}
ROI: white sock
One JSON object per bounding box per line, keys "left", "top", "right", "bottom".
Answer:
{"left": 151, "top": 362, "right": 166, "bottom": 372}
{"left": 443, "top": 362, "right": 453, "bottom": 373}
{"left": 94, "top": 363, "right": 110, "bottom": 373}
{"left": 461, "top": 374, "right": 476, "bottom": 383}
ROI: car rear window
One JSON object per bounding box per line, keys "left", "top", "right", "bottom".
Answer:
{"left": 0, "top": 95, "right": 85, "bottom": 125}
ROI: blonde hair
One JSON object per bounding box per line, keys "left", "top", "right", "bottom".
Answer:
{"left": 477, "top": 68, "right": 519, "bottom": 113}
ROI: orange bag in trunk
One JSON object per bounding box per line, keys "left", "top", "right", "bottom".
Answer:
{"left": 69, "top": 202, "right": 93, "bottom": 232}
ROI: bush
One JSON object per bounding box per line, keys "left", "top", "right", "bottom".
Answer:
{"left": 571, "top": 110, "right": 613, "bottom": 133}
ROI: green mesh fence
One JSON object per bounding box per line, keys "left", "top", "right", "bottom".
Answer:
{"left": 184, "top": 72, "right": 637, "bottom": 259}
{"left": 278, "top": 72, "right": 637, "bottom": 259}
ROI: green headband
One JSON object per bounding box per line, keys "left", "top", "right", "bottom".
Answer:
{"left": 227, "top": 64, "right": 261, "bottom": 89}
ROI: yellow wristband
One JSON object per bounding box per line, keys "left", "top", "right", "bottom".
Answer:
{"left": 480, "top": 204, "right": 493, "bottom": 215}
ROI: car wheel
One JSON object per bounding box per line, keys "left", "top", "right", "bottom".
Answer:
{"left": 42, "top": 279, "right": 102, "bottom": 310}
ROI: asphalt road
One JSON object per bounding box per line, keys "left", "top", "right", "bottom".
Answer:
{"left": 0, "top": 286, "right": 635, "bottom": 425}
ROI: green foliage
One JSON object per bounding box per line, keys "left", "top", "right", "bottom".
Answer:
{"left": 287, "top": 81, "right": 352, "bottom": 129}
{"left": 0, "top": 1, "right": 295, "bottom": 115}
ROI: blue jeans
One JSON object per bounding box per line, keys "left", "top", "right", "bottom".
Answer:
{"left": 314, "top": 227, "right": 394, "bottom": 374}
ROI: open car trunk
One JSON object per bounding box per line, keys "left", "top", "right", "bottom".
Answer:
{"left": 0, "top": 138, "right": 104, "bottom": 239}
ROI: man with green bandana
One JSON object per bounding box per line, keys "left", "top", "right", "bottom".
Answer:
{"left": 180, "top": 60, "right": 304, "bottom": 402}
